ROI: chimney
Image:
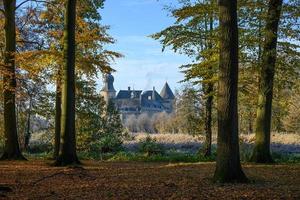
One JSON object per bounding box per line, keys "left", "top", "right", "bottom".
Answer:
{"left": 152, "top": 87, "right": 156, "bottom": 100}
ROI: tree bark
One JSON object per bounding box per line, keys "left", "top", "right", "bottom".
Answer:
{"left": 55, "top": 0, "right": 79, "bottom": 166}
{"left": 1, "top": 0, "right": 25, "bottom": 160}
{"left": 203, "top": 84, "right": 213, "bottom": 157}
{"left": 248, "top": 115, "right": 253, "bottom": 134}
{"left": 24, "top": 97, "right": 32, "bottom": 150}
{"left": 213, "top": 0, "right": 247, "bottom": 183}
{"left": 54, "top": 68, "right": 62, "bottom": 159}
{"left": 251, "top": 0, "right": 283, "bottom": 163}
{"left": 203, "top": 1, "right": 214, "bottom": 157}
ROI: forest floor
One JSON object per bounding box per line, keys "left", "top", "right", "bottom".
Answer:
{"left": 0, "top": 160, "right": 299, "bottom": 200}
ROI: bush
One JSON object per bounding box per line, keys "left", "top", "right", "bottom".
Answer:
{"left": 27, "top": 130, "right": 53, "bottom": 154}
{"left": 89, "top": 132, "right": 123, "bottom": 153}
{"left": 108, "top": 151, "right": 214, "bottom": 162}
{"left": 239, "top": 142, "right": 253, "bottom": 162}
{"left": 138, "top": 135, "right": 164, "bottom": 156}
{"left": 272, "top": 152, "right": 300, "bottom": 163}
{"left": 28, "top": 143, "right": 53, "bottom": 154}
{"left": 76, "top": 85, "right": 126, "bottom": 154}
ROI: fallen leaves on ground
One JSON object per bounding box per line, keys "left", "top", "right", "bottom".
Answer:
{"left": 0, "top": 160, "right": 299, "bottom": 199}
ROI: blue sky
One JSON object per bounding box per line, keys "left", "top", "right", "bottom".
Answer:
{"left": 99, "top": 0, "right": 191, "bottom": 92}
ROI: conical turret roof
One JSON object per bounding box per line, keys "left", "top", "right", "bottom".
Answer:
{"left": 160, "top": 82, "right": 175, "bottom": 99}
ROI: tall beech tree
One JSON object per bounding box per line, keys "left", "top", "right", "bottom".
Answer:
{"left": 152, "top": 0, "right": 218, "bottom": 156}
{"left": 0, "top": 0, "right": 25, "bottom": 160}
{"left": 213, "top": 0, "right": 247, "bottom": 183}
{"left": 37, "top": 0, "right": 120, "bottom": 159}
{"left": 251, "top": 0, "right": 283, "bottom": 163}
{"left": 55, "top": 0, "right": 79, "bottom": 165}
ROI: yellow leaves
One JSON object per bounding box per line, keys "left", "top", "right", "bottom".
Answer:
{"left": 173, "top": 1, "right": 218, "bottom": 23}
{"left": 48, "top": 30, "right": 63, "bottom": 40}
{"left": 36, "top": 5, "right": 122, "bottom": 77}
{"left": 39, "top": 12, "right": 47, "bottom": 20}
{"left": 0, "top": 0, "right": 120, "bottom": 87}
{"left": 17, "top": 50, "right": 59, "bottom": 72}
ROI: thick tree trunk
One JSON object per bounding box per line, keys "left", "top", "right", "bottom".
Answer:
{"left": 54, "top": 70, "right": 62, "bottom": 159}
{"left": 55, "top": 0, "right": 79, "bottom": 166}
{"left": 251, "top": 0, "right": 283, "bottom": 163}
{"left": 213, "top": 0, "right": 247, "bottom": 183}
{"left": 1, "top": 0, "right": 25, "bottom": 160}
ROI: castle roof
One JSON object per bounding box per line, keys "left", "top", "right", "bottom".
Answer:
{"left": 141, "top": 99, "right": 164, "bottom": 109}
{"left": 141, "top": 90, "right": 164, "bottom": 102}
{"left": 116, "top": 90, "right": 142, "bottom": 99}
{"left": 160, "top": 82, "right": 175, "bottom": 99}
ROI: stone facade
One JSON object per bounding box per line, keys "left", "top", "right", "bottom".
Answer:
{"left": 100, "top": 73, "right": 175, "bottom": 119}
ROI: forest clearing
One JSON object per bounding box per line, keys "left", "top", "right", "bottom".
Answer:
{"left": 1, "top": 0, "right": 299, "bottom": 199}
{"left": 1, "top": 161, "right": 300, "bottom": 199}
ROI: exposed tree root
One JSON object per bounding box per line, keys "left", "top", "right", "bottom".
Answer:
{"left": 0, "top": 152, "right": 27, "bottom": 161}
{"left": 32, "top": 168, "right": 96, "bottom": 185}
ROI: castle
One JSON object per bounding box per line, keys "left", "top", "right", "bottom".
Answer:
{"left": 100, "top": 73, "right": 175, "bottom": 118}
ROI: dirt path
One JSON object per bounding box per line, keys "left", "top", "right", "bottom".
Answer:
{"left": 0, "top": 161, "right": 299, "bottom": 199}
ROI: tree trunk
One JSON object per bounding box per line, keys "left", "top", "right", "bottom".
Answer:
{"left": 55, "top": 0, "right": 79, "bottom": 166}
{"left": 248, "top": 116, "right": 253, "bottom": 134}
{"left": 203, "top": 84, "right": 213, "bottom": 157}
{"left": 1, "top": 0, "right": 25, "bottom": 160}
{"left": 54, "top": 69, "right": 62, "bottom": 159}
{"left": 53, "top": 69, "right": 61, "bottom": 159}
{"left": 251, "top": 0, "right": 283, "bottom": 163}
{"left": 203, "top": 2, "right": 214, "bottom": 157}
{"left": 213, "top": 0, "right": 247, "bottom": 183}
{"left": 24, "top": 97, "right": 32, "bottom": 150}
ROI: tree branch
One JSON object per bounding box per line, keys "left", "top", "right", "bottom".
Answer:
{"left": 0, "top": 8, "right": 5, "bottom": 15}
{"left": 17, "top": 40, "right": 40, "bottom": 44}
{"left": 16, "top": 0, "right": 56, "bottom": 10}
{"left": 16, "top": 0, "right": 31, "bottom": 10}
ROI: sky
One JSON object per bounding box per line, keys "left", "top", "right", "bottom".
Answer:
{"left": 99, "top": 0, "right": 191, "bottom": 92}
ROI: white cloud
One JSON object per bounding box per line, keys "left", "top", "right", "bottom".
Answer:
{"left": 99, "top": 34, "right": 191, "bottom": 92}
{"left": 109, "top": 58, "right": 186, "bottom": 91}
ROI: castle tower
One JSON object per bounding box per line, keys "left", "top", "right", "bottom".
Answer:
{"left": 100, "top": 73, "right": 116, "bottom": 103}
{"left": 160, "top": 82, "right": 175, "bottom": 113}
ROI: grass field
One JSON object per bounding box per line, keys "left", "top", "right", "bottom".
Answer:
{"left": 0, "top": 160, "right": 299, "bottom": 199}
{"left": 124, "top": 133, "right": 300, "bottom": 155}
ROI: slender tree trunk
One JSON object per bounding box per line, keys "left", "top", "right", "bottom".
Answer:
{"left": 248, "top": 115, "right": 253, "bottom": 134}
{"left": 203, "top": 1, "right": 214, "bottom": 157}
{"left": 24, "top": 97, "right": 32, "bottom": 150}
{"left": 251, "top": 0, "right": 283, "bottom": 163}
{"left": 213, "top": 0, "right": 247, "bottom": 183}
{"left": 1, "top": 0, "right": 25, "bottom": 160}
{"left": 203, "top": 84, "right": 213, "bottom": 157}
{"left": 257, "top": 7, "right": 263, "bottom": 66}
{"left": 54, "top": 68, "right": 62, "bottom": 159}
{"left": 55, "top": 0, "right": 79, "bottom": 166}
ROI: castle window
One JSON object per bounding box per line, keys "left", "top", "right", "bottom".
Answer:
{"left": 148, "top": 96, "right": 151, "bottom": 100}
